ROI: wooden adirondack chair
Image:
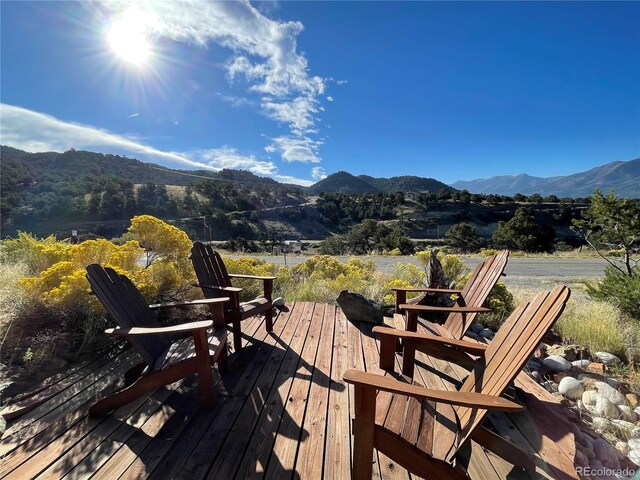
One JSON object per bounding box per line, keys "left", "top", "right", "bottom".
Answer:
{"left": 345, "top": 285, "right": 571, "bottom": 479}
{"left": 86, "top": 264, "right": 229, "bottom": 416}
{"left": 190, "top": 241, "right": 275, "bottom": 351}
{"left": 391, "top": 250, "right": 509, "bottom": 339}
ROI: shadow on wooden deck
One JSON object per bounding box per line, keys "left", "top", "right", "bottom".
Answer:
{"left": 0, "top": 302, "right": 582, "bottom": 479}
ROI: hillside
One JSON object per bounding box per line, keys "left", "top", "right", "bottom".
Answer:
{"left": 306, "top": 171, "right": 452, "bottom": 194}
{"left": 452, "top": 158, "right": 640, "bottom": 197}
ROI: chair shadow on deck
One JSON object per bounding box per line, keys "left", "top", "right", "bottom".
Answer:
{"left": 45, "top": 306, "right": 344, "bottom": 480}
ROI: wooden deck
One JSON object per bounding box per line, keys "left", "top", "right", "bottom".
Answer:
{"left": 0, "top": 302, "right": 578, "bottom": 479}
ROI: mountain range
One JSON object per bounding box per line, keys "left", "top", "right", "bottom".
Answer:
{"left": 452, "top": 158, "right": 640, "bottom": 197}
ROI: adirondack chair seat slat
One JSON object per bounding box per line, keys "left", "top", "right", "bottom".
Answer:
{"left": 86, "top": 264, "right": 228, "bottom": 416}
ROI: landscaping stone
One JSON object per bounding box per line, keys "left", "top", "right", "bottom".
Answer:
{"left": 605, "top": 377, "right": 621, "bottom": 389}
{"left": 592, "top": 417, "right": 611, "bottom": 432}
{"left": 618, "top": 405, "right": 636, "bottom": 422}
{"left": 465, "top": 332, "right": 482, "bottom": 341}
{"left": 635, "top": 406, "right": 640, "bottom": 418}
{"left": 586, "top": 362, "right": 606, "bottom": 375}
{"left": 572, "top": 359, "right": 591, "bottom": 369}
{"left": 558, "top": 376, "right": 583, "bottom": 400}
{"left": 578, "top": 432, "right": 595, "bottom": 450}
{"left": 594, "top": 438, "right": 620, "bottom": 469}
{"left": 0, "top": 415, "right": 5, "bottom": 437}
{"left": 631, "top": 427, "right": 640, "bottom": 439}
{"left": 616, "top": 441, "right": 630, "bottom": 456}
{"left": 582, "top": 447, "right": 596, "bottom": 460}
{"left": 582, "top": 390, "right": 597, "bottom": 407}
{"left": 530, "top": 371, "right": 542, "bottom": 383}
{"left": 590, "top": 395, "right": 620, "bottom": 419}
{"left": 595, "top": 381, "right": 626, "bottom": 406}
{"left": 543, "top": 355, "right": 572, "bottom": 372}
{"left": 611, "top": 419, "right": 636, "bottom": 432}
{"left": 574, "top": 449, "right": 589, "bottom": 467}
{"left": 593, "top": 351, "right": 621, "bottom": 365}
{"left": 629, "top": 438, "right": 640, "bottom": 451}
{"left": 541, "top": 381, "right": 556, "bottom": 393}
{"left": 589, "top": 459, "right": 604, "bottom": 471}
{"left": 336, "top": 291, "right": 384, "bottom": 324}
{"left": 547, "top": 344, "right": 589, "bottom": 362}
{"left": 629, "top": 449, "right": 640, "bottom": 466}
{"left": 273, "top": 297, "right": 286, "bottom": 308}
{"left": 553, "top": 372, "right": 569, "bottom": 384}
{"left": 479, "top": 328, "right": 494, "bottom": 339}
{"left": 469, "top": 324, "right": 484, "bottom": 334}
{"left": 626, "top": 394, "right": 639, "bottom": 408}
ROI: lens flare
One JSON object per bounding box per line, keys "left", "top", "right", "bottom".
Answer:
{"left": 107, "top": 10, "right": 153, "bottom": 67}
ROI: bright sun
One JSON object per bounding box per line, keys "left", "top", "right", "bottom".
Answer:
{"left": 107, "top": 10, "right": 153, "bottom": 66}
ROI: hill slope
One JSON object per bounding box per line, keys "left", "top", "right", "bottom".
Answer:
{"left": 452, "top": 158, "right": 640, "bottom": 197}
{"left": 307, "top": 171, "right": 452, "bottom": 194}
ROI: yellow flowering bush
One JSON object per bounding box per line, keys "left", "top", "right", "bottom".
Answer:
{"left": 1, "top": 232, "right": 71, "bottom": 274}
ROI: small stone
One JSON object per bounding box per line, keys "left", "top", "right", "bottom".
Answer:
{"left": 272, "top": 297, "right": 286, "bottom": 308}
{"left": 629, "top": 449, "right": 640, "bottom": 466}
{"left": 547, "top": 344, "right": 589, "bottom": 362}
{"left": 465, "top": 332, "right": 482, "bottom": 341}
{"left": 618, "top": 405, "right": 636, "bottom": 422}
{"left": 587, "top": 362, "right": 606, "bottom": 375}
{"left": 543, "top": 355, "right": 572, "bottom": 372}
{"left": 572, "top": 359, "right": 591, "bottom": 369}
{"left": 479, "top": 328, "right": 494, "bottom": 339}
{"left": 531, "top": 371, "right": 542, "bottom": 383}
{"left": 558, "top": 376, "right": 584, "bottom": 400}
{"left": 593, "top": 351, "right": 621, "bottom": 366}
{"left": 590, "top": 459, "right": 604, "bottom": 470}
{"left": 0, "top": 415, "right": 5, "bottom": 436}
{"left": 629, "top": 438, "right": 640, "bottom": 450}
{"left": 574, "top": 449, "right": 589, "bottom": 467}
{"left": 606, "top": 377, "right": 622, "bottom": 389}
{"left": 541, "top": 381, "right": 556, "bottom": 393}
{"left": 631, "top": 427, "right": 640, "bottom": 439}
{"left": 576, "top": 400, "right": 585, "bottom": 411}
{"left": 594, "top": 438, "right": 620, "bottom": 469}
{"left": 616, "top": 441, "right": 630, "bottom": 456}
{"left": 611, "top": 419, "right": 636, "bottom": 432}
{"left": 469, "top": 323, "right": 484, "bottom": 334}
{"left": 582, "top": 446, "right": 596, "bottom": 460}
{"left": 582, "top": 390, "right": 598, "bottom": 407}
{"left": 635, "top": 406, "right": 640, "bottom": 418}
{"left": 592, "top": 417, "right": 611, "bottom": 432}
{"left": 578, "top": 431, "right": 595, "bottom": 450}
{"left": 595, "top": 381, "right": 626, "bottom": 406}
{"left": 591, "top": 395, "right": 619, "bottom": 419}
{"left": 626, "top": 394, "right": 639, "bottom": 408}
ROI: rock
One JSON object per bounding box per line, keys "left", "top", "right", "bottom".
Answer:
{"left": 272, "top": 297, "right": 286, "bottom": 308}
{"left": 553, "top": 372, "right": 569, "bottom": 384}
{"left": 527, "top": 359, "right": 543, "bottom": 372}
{"left": 582, "top": 446, "right": 596, "bottom": 460}
{"left": 595, "top": 381, "right": 626, "bottom": 406}
{"left": 531, "top": 371, "right": 542, "bottom": 383}
{"left": 541, "top": 381, "right": 556, "bottom": 393}
{"left": 635, "top": 406, "right": 640, "bottom": 418}
{"left": 558, "top": 377, "right": 584, "bottom": 400}
{"left": 594, "top": 438, "right": 620, "bottom": 469}
{"left": 589, "top": 459, "right": 604, "bottom": 470}
{"left": 547, "top": 344, "right": 589, "bottom": 362}
{"left": 469, "top": 323, "right": 484, "bottom": 334}
{"left": 606, "top": 377, "right": 622, "bottom": 389}
{"left": 626, "top": 394, "right": 639, "bottom": 408}
{"left": 618, "top": 405, "right": 636, "bottom": 422}
{"left": 582, "top": 390, "right": 598, "bottom": 407}
{"left": 631, "top": 427, "right": 640, "bottom": 439}
{"left": 574, "top": 448, "right": 590, "bottom": 467}
{"left": 616, "top": 441, "right": 630, "bottom": 456}
{"left": 336, "top": 291, "right": 384, "bottom": 324}
{"left": 465, "top": 332, "right": 482, "bottom": 341}
{"left": 576, "top": 400, "right": 585, "bottom": 411}
{"left": 572, "top": 359, "right": 591, "bottom": 369}
{"left": 479, "top": 329, "right": 494, "bottom": 340}
{"left": 543, "top": 355, "right": 572, "bottom": 372}
{"left": 612, "top": 419, "right": 636, "bottom": 433}
{"left": 577, "top": 431, "right": 595, "bottom": 450}
{"left": 591, "top": 395, "right": 620, "bottom": 419}
{"left": 587, "top": 362, "right": 606, "bottom": 375}
{"left": 629, "top": 449, "right": 640, "bottom": 466}
{"left": 0, "top": 415, "right": 5, "bottom": 436}
{"left": 593, "top": 351, "right": 621, "bottom": 365}
{"left": 629, "top": 438, "right": 640, "bottom": 451}
{"left": 592, "top": 417, "right": 611, "bottom": 432}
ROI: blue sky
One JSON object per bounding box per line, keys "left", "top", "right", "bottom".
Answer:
{"left": 1, "top": 1, "right": 639, "bottom": 186}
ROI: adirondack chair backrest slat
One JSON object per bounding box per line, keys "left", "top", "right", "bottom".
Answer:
{"left": 443, "top": 250, "right": 509, "bottom": 339}
{"left": 86, "top": 264, "right": 172, "bottom": 367}
{"left": 447, "top": 285, "right": 570, "bottom": 460}
{"left": 191, "top": 242, "right": 232, "bottom": 298}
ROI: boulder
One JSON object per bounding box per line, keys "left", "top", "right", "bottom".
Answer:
{"left": 595, "top": 381, "right": 626, "bottom": 405}
{"left": 593, "top": 351, "right": 621, "bottom": 365}
{"left": 594, "top": 438, "right": 620, "bottom": 469}
{"left": 558, "top": 377, "right": 584, "bottom": 400}
{"left": 336, "top": 291, "right": 384, "bottom": 324}
{"left": 572, "top": 359, "right": 591, "bottom": 369}
{"left": 543, "top": 355, "right": 572, "bottom": 372}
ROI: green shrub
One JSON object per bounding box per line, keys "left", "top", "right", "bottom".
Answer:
{"left": 587, "top": 266, "right": 640, "bottom": 320}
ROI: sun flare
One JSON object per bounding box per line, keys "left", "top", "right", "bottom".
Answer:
{"left": 107, "top": 10, "right": 153, "bottom": 67}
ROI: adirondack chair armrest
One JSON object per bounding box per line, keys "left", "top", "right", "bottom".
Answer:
{"left": 343, "top": 370, "right": 522, "bottom": 411}
{"left": 372, "top": 326, "right": 488, "bottom": 355}
{"left": 228, "top": 274, "right": 277, "bottom": 281}
{"left": 105, "top": 319, "right": 214, "bottom": 336}
{"left": 149, "top": 297, "right": 230, "bottom": 309}
{"left": 192, "top": 283, "right": 243, "bottom": 293}
{"left": 391, "top": 287, "right": 463, "bottom": 294}
{"left": 398, "top": 304, "right": 491, "bottom": 314}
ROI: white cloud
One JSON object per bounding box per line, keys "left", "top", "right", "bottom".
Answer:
{"left": 336, "top": 80, "right": 348, "bottom": 85}
{"left": 267, "top": 135, "right": 323, "bottom": 163}
{"left": 100, "top": 1, "right": 326, "bottom": 161}
{"left": 311, "top": 166, "right": 327, "bottom": 180}
{"left": 0, "top": 103, "right": 314, "bottom": 186}
{"left": 326, "top": 96, "right": 334, "bottom": 102}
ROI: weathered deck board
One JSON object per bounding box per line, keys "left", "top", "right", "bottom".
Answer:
{"left": 0, "top": 302, "right": 578, "bottom": 480}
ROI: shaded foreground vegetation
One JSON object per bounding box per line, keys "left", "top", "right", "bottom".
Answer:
{"left": 1, "top": 214, "right": 638, "bottom": 382}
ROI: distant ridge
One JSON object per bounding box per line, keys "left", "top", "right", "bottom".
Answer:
{"left": 452, "top": 158, "right": 640, "bottom": 197}
{"left": 307, "top": 171, "right": 452, "bottom": 194}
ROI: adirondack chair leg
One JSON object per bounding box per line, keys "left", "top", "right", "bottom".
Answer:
{"left": 472, "top": 426, "right": 536, "bottom": 472}
{"left": 232, "top": 318, "right": 243, "bottom": 351}
{"left": 402, "top": 340, "right": 416, "bottom": 378}
{"left": 217, "top": 341, "right": 229, "bottom": 373}
{"left": 265, "top": 306, "right": 273, "bottom": 332}
{"left": 379, "top": 335, "right": 396, "bottom": 372}
{"left": 406, "top": 310, "right": 419, "bottom": 332}
{"left": 193, "top": 329, "right": 216, "bottom": 407}
{"left": 352, "top": 385, "right": 377, "bottom": 480}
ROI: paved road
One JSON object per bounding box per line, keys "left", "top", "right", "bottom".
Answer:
{"left": 229, "top": 254, "right": 609, "bottom": 291}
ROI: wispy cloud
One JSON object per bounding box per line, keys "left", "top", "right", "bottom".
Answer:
{"left": 0, "top": 103, "right": 313, "bottom": 186}
{"left": 127, "top": 112, "right": 140, "bottom": 118}
{"left": 266, "top": 135, "right": 323, "bottom": 163}
{"left": 100, "top": 1, "right": 327, "bottom": 164}
{"left": 311, "top": 166, "right": 327, "bottom": 180}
